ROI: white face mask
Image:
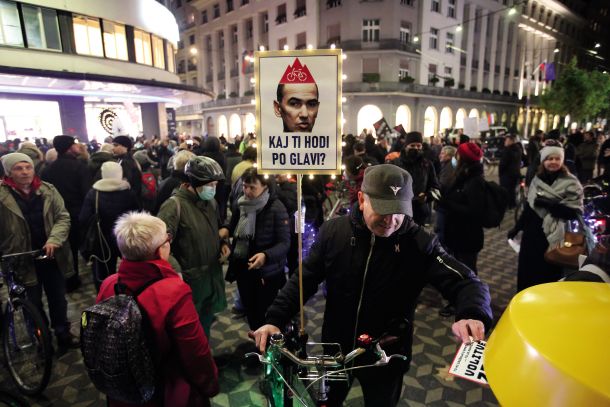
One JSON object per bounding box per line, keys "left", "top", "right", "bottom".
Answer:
{"left": 198, "top": 184, "right": 216, "bottom": 200}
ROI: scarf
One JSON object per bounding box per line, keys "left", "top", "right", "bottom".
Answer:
{"left": 233, "top": 189, "right": 270, "bottom": 259}
{"left": 527, "top": 172, "right": 585, "bottom": 249}
{"left": 2, "top": 175, "right": 42, "bottom": 199}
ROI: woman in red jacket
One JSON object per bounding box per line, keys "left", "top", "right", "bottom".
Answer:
{"left": 97, "top": 212, "right": 219, "bottom": 407}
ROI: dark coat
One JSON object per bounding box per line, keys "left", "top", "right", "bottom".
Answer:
{"left": 98, "top": 259, "right": 218, "bottom": 407}
{"left": 515, "top": 172, "right": 581, "bottom": 291}
{"left": 499, "top": 143, "right": 522, "bottom": 180}
{"left": 116, "top": 154, "right": 142, "bottom": 200}
{"left": 154, "top": 171, "right": 187, "bottom": 215}
{"left": 391, "top": 151, "right": 440, "bottom": 224}
{"left": 597, "top": 138, "right": 610, "bottom": 178}
{"left": 440, "top": 163, "right": 486, "bottom": 253}
{"left": 41, "top": 154, "right": 91, "bottom": 217}
{"left": 576, "top": 140, "right": 598, "bottom": 172}
{"left": 265, "top": 208, "right": 493, "bottom": 367}
{"left": 227, "top": 186, "right": 291, "bottom": 280}
{"left": 78, "top": 185, "right": 139, "bottom": 257}
{"left": 88, "top": 151, "right": 114, "bottom": 181}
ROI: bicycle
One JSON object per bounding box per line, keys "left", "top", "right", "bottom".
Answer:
{"left": 246, "top": 326, "right": 407, "bottom": 407}
{"left": 0, "top": 250, "right": 53, "bottom": 396}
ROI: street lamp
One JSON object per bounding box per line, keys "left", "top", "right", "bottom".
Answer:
{"left": 595, "top": 43, "right": 601, "bottom": 48}
{"left": 508, "top": 7, "right": 517, "bottom": 16}
{"left": 553, "top": 48, "right": 559, "bottom": 53}
{"left": 456, "top": 25, "right": 463, "bottom": 32}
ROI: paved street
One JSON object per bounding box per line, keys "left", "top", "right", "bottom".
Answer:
{"left": 1, "top": 209, "right": 518, "bottom": 407}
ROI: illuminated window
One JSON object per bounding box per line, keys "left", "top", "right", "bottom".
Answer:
{"left": 103, "top": 20, "right": 127, "bottom": 60}
{"left": 22, "top": 5, "right": 60, "bottom": 50}
{"left": 166, "top": 42, "right": 176, "bottom": 72}
{"left": 0, "top": 0, "right": 22, "bottom": 46}
{"left": 73, "top": 15, "right": 103, "bottom": 56}
{"left": 134, "top": 29, "right": 153, "bottom": 65}
{"left": 152, "top": 35, "right": 165, "bottom": 69}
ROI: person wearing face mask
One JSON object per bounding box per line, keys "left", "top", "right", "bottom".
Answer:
{"left": 157, "top": 156, "right": 231, "bottom": 336}
{"left": 391, "top": 132, "right": 440, "bottom": 225}
{"left": 253, "top": 164, "right": 492, "bottom": 406}
{"left": 224, "top": 167, "right": 290, "bottom": 330}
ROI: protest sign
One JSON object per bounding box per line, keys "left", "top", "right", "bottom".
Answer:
{"left": 463, "top": 117, "right": 479, "bottom": 138}
{"left": 449, "top": 340, "right": 488, "bottom": 385}
{"left": 255, "top": 50, "right": 342, "bottom": 174}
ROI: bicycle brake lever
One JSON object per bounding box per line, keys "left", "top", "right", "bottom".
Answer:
{"left": 245, "top": 352, "right": 268, "bottom": 364}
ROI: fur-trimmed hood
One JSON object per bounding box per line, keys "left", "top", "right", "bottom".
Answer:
{"left": 93, "top": 178, "right": 130, "bottom": 192}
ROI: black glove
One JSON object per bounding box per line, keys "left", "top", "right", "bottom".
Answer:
{"left": 534, "top": 196, "right": 555, "bottom": 209}
{"left": 534, "top": 197, "right": 578, "bottom": 219}
{"left": 507, "top": 227, "right": 519, "bottom": 240}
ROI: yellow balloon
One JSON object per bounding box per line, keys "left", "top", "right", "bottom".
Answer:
{"left": 485, "top": 282, "right": 610, "bottom": 406}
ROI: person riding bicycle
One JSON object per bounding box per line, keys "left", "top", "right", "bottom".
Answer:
{"left": 0, "top": 152, "right": 80, "bottom": 350}
{"left": 253, "top": 164, "right": 493, "bottom": 407}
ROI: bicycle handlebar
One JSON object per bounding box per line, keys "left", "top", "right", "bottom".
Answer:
{"left": 1, "top": 250, "right": 46, "bottom": 261}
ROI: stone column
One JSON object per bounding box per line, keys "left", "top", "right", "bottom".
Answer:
{"left": 212, "top": 30, "right": 220, "bottom": 95}
{"left": 463, "top": 4, "right": 476, "bottom": 90}
{"left": 498, "top": 17, "right": 510, "bottom": 93}
{"left": 237, "top": 19, "right": 247, "bottom": 96}
{"left": 224, "top": 26, "right": 232, "bottom": 96}
{"left": 487, "top": 14, "right": 499, "bottom": 92}
{"left": 476, "top": 10, "right": 488, "bottom": 91}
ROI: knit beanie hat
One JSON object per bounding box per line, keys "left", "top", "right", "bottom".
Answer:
{"left": 53, "top": 135, "right": 76, "bottom": 155}
{"left": 1, "top": 152, "right": 34, "bottom": 174}
{"left": 112, "top": 135, "right": 133, "bottom": 150}
{"left": 405, "top": 131, "right": 423, "bottom": 145}
{"left": 540, "top": 145, "right": 564, "bottom": 163}
{"left": 101, "top": 161, "right": 123, "bottom": 180}
{"left": 457, "top": 142, "right": 483, "bottom": 163}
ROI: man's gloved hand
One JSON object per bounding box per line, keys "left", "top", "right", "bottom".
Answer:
{"left": 507, "top": 227, "right": 519, "bottom": 240}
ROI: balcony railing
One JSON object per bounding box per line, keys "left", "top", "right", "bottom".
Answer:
{"left": 340, "top": 39, "right": 420, "bottom": 53}
{"left": 342, "top": 82, "right": 519, "bottom": 103}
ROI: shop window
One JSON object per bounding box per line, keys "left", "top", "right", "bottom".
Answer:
{"left": 22, "top": 4, "right": 61, "bottom": 50}
{"left": 166, "top": 42, "right": 176, "bottom": 72}
{"left": 73, "top": 15, "right": 103, "bottom": 57}
{"left": 103, "top": 20, "right": 128, "bottom": 60}
{"left": 152, "top": 35, "right": 165, "bottom": 69}
{"left": 134, "top": 29, "right": 153, "bottom": 65}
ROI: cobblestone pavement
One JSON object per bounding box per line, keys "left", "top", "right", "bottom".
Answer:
{"left": 0, "top": 211, "right": 519, "bottom": 407}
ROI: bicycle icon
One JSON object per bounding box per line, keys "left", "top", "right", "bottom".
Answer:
{"left": 286, "top": 68, "right": 308, "bottom": 82}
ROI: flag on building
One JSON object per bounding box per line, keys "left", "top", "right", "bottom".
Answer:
{"left": 242, "top": 50, "right": 252, "bottom": 74}
{"left": 545, "top": 62, "right": 556, "bottom": 81}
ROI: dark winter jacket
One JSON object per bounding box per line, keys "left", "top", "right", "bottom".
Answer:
{"left": 576, "top": 140, "right": 598, "bottom": 172}
{"left": 154, "top": 171, "right": 188, "bottom": 214}
{"left": 499, "top": 143, "right": 522, "bottom": 180}
{"left": 227, "top": 184, "right": 291, "bottom": 281}
{"left": 78, "top": 179, "right": 139, "bottom": 257}
{"left": 597, "top": 138, "right": 610, "bottom": 178}
{"left": 116, "top": 153, "right": 142, "bottom": 200}
{"left": 440, "top": 163, "right": 486, "bottom": 253}
{"left": 88, "top": 151, "right": 114, "bottom": 181}
{"left": 41, "top": 154, "right": 92, "bottom": 217}
{"left": 391, "top": 151, "right": 440, "bottom": 224}
{"left": 201, "top": 137, "right": 227, "bottom": 174}
{"left": 265, "top": 207, "right": 493, "bottom": 367}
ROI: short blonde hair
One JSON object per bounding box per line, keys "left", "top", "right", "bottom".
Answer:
{"left": 174, "top": 150, "right": 195, "bottom": 172}
{"left": 45, "top": 148, "right": 58, "bottom": 163}
{"left": 114, "top": 212, "right": 167, "bottom": 261}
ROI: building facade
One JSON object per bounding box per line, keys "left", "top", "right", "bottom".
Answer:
{"left": 170, "top": 0, "right": 603, "bottom": 139}
{"left": 0, "top": 0, "right": 208, "bottom": 142}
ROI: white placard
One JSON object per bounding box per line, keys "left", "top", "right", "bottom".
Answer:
{"left": 255, "top": 50, "right": 342, "bottom": 174}
{"left": 463, "top": 117, "right": 479, "bottom": 138}
{"left": 479, "top": 117, "right": 490, "bottom": 132}
{"left": 448, "top": 340, "right": 488, "bottom": 385}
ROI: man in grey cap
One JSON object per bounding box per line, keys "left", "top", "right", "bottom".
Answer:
{"left": 253, "top": 164, "right": 492, "bottom": 406}
{"left": 0, "top": 153, "right": 80, "bottom": 349}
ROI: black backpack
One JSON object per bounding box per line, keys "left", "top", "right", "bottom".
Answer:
{"left": 80, "top": 279, "right": 162, "bottom": 404}
{"left": 80, "top": 191, "right": 111, "bottom": 264}
{"left": 481, "top": 181, "right": 508, "bottom": 228}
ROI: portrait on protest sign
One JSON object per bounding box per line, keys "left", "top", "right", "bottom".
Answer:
{"left": 255, "top": 50, "right": 342, "bottom": 174}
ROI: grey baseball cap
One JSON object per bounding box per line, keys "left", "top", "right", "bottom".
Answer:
{"left": 361, "top": 164, "right": 413, "bottom": 216}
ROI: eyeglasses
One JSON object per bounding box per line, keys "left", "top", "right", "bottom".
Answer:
{"left": 156, "top": 233, "right": 173, "bottom": 252}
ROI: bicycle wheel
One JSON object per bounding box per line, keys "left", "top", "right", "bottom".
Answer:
{"left": 2, "top": 298, "right": 52, "bottom": 396}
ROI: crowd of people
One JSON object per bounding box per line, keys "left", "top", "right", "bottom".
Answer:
{"left": 0, "top": 123, "right": 608, "bottom": 406}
